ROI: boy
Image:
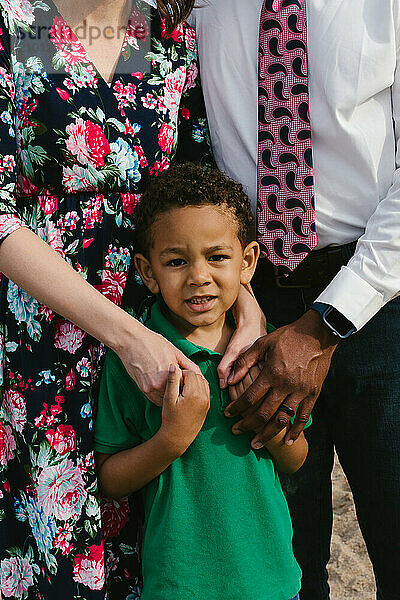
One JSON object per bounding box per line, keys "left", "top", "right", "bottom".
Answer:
{"left": 94, "top": 164, "right": 308, "bottom": 600}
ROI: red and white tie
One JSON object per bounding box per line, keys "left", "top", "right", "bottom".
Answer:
{"left": 257, "top": 0, "right": 316, "bottom": 275}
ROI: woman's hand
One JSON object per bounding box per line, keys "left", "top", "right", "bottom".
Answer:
{"left": 217, "top": 284, "right": 267, "bottom": 388}
{"left": 116, "top": 323, "right": 203, "bottom": 406}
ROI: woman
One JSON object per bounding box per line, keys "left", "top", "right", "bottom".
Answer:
{"left": 0, "top": 1, "right": 264, "bottom": 598}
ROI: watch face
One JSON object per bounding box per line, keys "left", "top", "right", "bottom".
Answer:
{"left": 324, "top": 307, "right": 355, "bottom": 338}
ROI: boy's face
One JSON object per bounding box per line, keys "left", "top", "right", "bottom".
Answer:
{"left": 135, "top": 204, "right": 259, "bottom": 334}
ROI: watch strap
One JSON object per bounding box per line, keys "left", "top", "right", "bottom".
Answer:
{"left": 310, "top": 302, "right": 356, "bottom": 339}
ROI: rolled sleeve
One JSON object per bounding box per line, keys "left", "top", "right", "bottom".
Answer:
{"left": 316, "top": 266, "right": 385, "bottom": 330}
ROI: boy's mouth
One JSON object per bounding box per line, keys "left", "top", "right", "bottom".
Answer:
{"left": 184, "top": 295, "right": 217, "bottom": 312}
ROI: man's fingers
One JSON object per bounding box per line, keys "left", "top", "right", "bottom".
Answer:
{"left": 225, "top": 375, "right": 271, "bottom": 417}
{"left": 231, "top": 388, "right": 283, "bottom": 433}
{"left": 284, "top": 396, "right": 315, "bottom": 444}
{"left": 163, "top": 364, "right": 180, "bottom": 404}
{"left": 251, "top": 395, "right": 306, "bottom": 448}
{"left": 227, "top": 338, "right": 266, "bottom": 386}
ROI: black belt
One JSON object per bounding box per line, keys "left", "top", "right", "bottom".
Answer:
{"left": 261, "top": 240, "right": 357, "bottom": 289}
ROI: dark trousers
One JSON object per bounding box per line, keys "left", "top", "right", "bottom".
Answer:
{"left": 253, "top": 257, "right": 400, "bottom": 600}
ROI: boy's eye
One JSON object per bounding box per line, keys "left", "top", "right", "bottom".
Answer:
{"left": 167, "top": 258, "right": 186, "bottom": 267}
{"left": 209, "top": 254, "right": 229, "bottom": 262}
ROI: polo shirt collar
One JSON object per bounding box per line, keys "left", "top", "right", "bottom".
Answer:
{"left": 146, "top": 301, "right": 221, "bottom": 359}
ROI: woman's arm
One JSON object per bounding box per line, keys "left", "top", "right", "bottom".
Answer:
{"left": 0, "top": 228, "right": 201, "bottom": 404}
{"left": 96, "top": 366, "right": 210, "bottom": 498}
{"left": 218, "top": 284, "right": 267, "bottom": 387}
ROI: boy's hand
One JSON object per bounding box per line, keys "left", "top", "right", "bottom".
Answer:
{"left": 159, "top": 365, "right": 210, "bottom": 456}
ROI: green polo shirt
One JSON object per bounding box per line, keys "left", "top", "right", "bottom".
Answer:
{"left": 95, "top": 302, "right": 303, "bottom": 600}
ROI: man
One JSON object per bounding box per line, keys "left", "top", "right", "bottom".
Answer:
{"left": 189, "top": 1, "right": 400, "bottom": 599}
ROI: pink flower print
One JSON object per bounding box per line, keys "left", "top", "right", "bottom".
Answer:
{"left": 149, "top": 156, "right": 171, "bottom": 177}
{"left": 53, "top": 523, "right": 73, "bottom": 555}
{"left": 158, "top": 122, "right": 174, "bottom": 154}
{"left": 180, "top": 107, "right": 190, "bottom": 120}
{"left": 76, "top": 357, "right": 91, "bottom": 378}
{"left": 2, "top": 390, "right": 27, "bottom": 434}
{"left": 38, "top": 193, "right": 57, "bottom": 216}
{"left": 101, "top": 497, "right": 130, "bottom": 540}
{"left": 54, "top": 321, "right": 86, "bottom": 355}
{"left": 16, "top": 174, "right": 37, "bottom": 197}
{"left": 124, "top": 119, "right": 141, "bottom": 138}
{"left": 0, "top": 556, "right": 34, "bottom": 599}
{"left": 82, "top": 196, "right": 103, "bottom": 229}
{"left": 73, "top": 543, "right": 105, "bottom": 591}
{"left": 161, "top": 19, "right": 184, "bottom": 42}
{"left": 134, "top": 145, "right": 147, "bottom": 168}
{"left": 163, "top": 66, "right": 186, "bottom": 119}
{"left": 0, "top": 422, "right": 16, "bottom": 466}
{"left": 38, "top": 221, "right": 65, "bottom": 259}
{"left": 101, "top": 270, "right": 127, "bottom": 306}
{"left": 45, "top": 425, "right": 77, "bottom": 456}
{"left": 124, "top": 10, "right": 149, "bottom": 50}
{"left": 120, "top": 192, "right": 140, "bottom": 216}
{"left": 49, "top": 16, "right": 90, "bottom": 66}
{"left": 65, "top": 369, "right": 76, "bottom": 391}
{"left": 183, "top": 62, "right": 198, "bottom": 93}
{"left": 64, "top": 211, "right": 80, "bottom": 230}
{"left": 56, "top": 87, "right": 70, "bottom": 100}
{"left": 0, "top": 0, "right": 34, "bottom": 26}
{"left": 141, "top": 93, "right": 157, "bottom": 109}
{"left": 2, "top": 154, "right": 15, "bottom": 172}
{"left": 66, "top": 119, "right": 111, "bottom": 168}
{"left": 39, "top": 304, "right": 55, "bottom": 322}
{"left": 113, "top": 81, "right": 137, "bottom": 118}
{"left": 37, "top": 458, "right": 88, "bottom": 522}
{"left": 185, "top": 26, "right": 197, "bottom": 52}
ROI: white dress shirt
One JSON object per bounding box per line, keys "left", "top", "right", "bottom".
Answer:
{"left": 189, "top": 0, "right": 400, "bottom": 330}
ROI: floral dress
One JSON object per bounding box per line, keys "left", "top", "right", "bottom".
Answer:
{"left": 0, "top": 1, "right": 211, "bottom": 598}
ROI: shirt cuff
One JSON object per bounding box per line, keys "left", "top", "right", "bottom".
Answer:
{"left": 315, "top": 266, "right": 384, "bottom": 331}
{"left": 0, "top": 214, "right": 26, "bottom": 244}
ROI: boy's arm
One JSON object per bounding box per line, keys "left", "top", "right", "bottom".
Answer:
{"left": 229, "top": 365, "right": 308, "bottom": 473}
{"left": 263, "top": 429, "right": 308, "bottom": 474}
{"left": 96, "top": 432, "right": 183, "bottom": 499}
{"left": 95, "top": 366, "right": 210, "bottom": 499}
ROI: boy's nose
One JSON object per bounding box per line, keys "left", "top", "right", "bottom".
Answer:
{"left": 187, "top": 263, "right": 212, "bottom": 287}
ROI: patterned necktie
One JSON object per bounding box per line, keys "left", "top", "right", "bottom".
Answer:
{"left": 257, "top": 0, "right": 316, "bottom": 274}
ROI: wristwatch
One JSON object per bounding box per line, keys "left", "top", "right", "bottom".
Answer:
{"left": 310, "top": 302, "right": 356, "bottom": 340}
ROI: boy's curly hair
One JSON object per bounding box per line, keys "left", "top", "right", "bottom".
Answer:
{"left": 133, "top": 163, "right": 255, "bottom": 256}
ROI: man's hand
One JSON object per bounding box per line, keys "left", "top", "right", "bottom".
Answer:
{"left": 225, "top": 310, "right": 338, "bottom": 447}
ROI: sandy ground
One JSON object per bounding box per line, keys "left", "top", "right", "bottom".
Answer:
{"left": 328, "top": 455, "right": 376, "bottom": 600}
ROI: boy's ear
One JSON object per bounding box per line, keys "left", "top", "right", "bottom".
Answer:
{"left": 134, "top": 254, "right": 160, "bottom": 295}
{"left": 240, "top": 241, "right": 260, "bottom": 285}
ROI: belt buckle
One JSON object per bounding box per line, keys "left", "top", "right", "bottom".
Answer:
{"left": 273, "top": 266, "right": 313, "bottom": 289}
